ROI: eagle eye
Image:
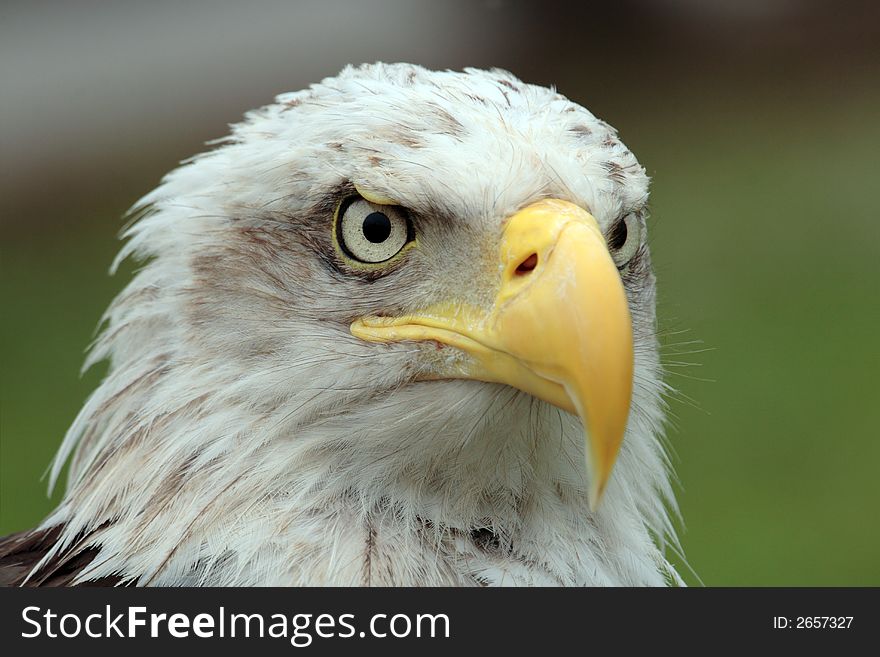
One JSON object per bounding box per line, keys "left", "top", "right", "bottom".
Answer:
{"left": 608, "top": 213, "right": 642, "bottom": 268}
{"left": 336, "top": 197, "right": 412, "bottom": 264}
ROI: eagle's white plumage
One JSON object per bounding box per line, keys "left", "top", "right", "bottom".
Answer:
{"left": 16, "top": 63, "right": 682, "bottom": 586}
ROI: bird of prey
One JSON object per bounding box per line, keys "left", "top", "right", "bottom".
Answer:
{"left": 0, "top": 63, "right": 682, "bottom": 586}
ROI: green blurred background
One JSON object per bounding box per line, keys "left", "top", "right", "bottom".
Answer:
{"left": 2, "top": 0, "right": 878, "bottom": 585}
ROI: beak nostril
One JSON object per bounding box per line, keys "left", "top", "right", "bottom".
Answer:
{"left": 515, "top": 253, "right": 539, "bottom": 275}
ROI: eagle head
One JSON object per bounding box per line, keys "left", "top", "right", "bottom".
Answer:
{"left": 18, "top": 63, "right": 679, "bottom": 586}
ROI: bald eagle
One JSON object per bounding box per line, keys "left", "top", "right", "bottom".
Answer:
{"left": 1, "top": 63, "right": 682, "bottom": 586}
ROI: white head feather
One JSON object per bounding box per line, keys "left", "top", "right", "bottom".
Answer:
{"left": 35, "top": 63, "right": 681, "bottom": 586}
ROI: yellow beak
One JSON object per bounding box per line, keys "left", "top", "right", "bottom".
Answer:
{"left": 351, "top": 199, "right": 634, "bottom": 510}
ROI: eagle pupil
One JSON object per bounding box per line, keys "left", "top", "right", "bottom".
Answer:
{"left": 362, "top": 212, "right": 392, "bottom": 243}
{"left": 608, "top": 218, "right": 628, "bottom": 250}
